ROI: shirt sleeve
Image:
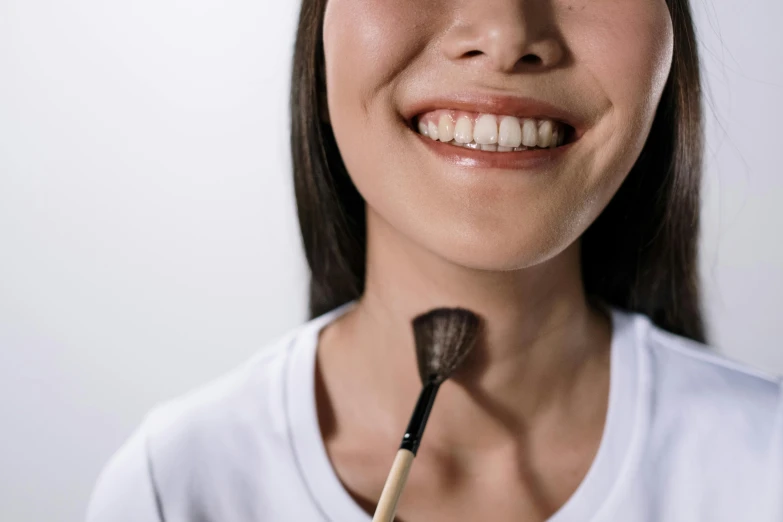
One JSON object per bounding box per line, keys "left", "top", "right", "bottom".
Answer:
{"left": 770, "top": 379, "right": 783, "bottom": 522}
{"left": 86, "top": 423, "right": 163, "bottom": 522}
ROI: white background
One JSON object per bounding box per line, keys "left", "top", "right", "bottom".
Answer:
{"left": 0, "top": 1, "right": 780, "bottom": 520}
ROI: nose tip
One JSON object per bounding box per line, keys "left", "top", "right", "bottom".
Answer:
{"left": 479, "top": 28, "right": 554, "bottom": 71}
{"left": 440, "top": 4, "right": 564, "bottom": 73}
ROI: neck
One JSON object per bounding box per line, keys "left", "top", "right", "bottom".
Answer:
{"left": 325, "top": 209, "right": 611, "bottom": 450}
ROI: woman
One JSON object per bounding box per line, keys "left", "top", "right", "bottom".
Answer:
{"left": 87, "top": 0, "right": 783, "bottom": 520}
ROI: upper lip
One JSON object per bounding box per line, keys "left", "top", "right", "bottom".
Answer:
{"left": 401, "top": 92, "right": 588, "bottom": 135}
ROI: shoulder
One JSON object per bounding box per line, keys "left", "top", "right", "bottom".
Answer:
{"left": 144, "top": 326, "right": 300, "bottom": 453}
{"left": 626, "top": 311, "right": 783, "bottom": 492}
{"left": 140, "top": 323, "right": 309, "bottom": 499}
{"left": 618, "top": 312, "right": 783, "bottom": 514}
{"left": 638, "top": 315, "right": 783, "bottom": 424}
{"left": 87, "top": 321, "right": 312, "bottom": 520}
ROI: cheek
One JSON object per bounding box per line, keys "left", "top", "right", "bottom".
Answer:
{"left": 559, "top": 0, "right": 674, "bottom": 213}
{"left": 323, "top": 0, "right": 430, "bottom": 120}
{"left": 322, "top": 0, "right": 438, "bottom": 232}
{"left": 569, "top": 0, "right": 674, "bottom": 136}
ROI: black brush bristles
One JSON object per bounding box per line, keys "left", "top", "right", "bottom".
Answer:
{"left": 412, "top": 307, "right": 481, "bottom": 385}
{"left": 398, "top": 307, "right": 481, "bottom": 455}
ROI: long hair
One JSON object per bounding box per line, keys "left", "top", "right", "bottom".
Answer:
{"left": 290, "top": 0, "right": 706, "bottom": 343}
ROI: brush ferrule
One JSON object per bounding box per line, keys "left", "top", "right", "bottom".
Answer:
{"left": 399, "top": 380, "right": 440, "bottom": 456}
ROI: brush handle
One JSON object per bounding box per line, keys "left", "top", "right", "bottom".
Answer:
{"left": 373, "top": 381, "right": 440, "bottom": 522}
{"left": 372, "top": 448, "right": 415, "bottom": 522}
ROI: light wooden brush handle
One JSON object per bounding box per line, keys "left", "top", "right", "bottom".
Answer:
{"left": 372, "top": 448, "right": 415, "bottom": 522}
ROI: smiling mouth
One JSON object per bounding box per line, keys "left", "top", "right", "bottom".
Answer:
{"left": 413, "top": 110, "right": 574, "bottom": 152}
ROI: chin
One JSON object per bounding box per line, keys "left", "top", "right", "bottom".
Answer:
{"left": 410, "top": 219, "right": 579, "bottom": 273}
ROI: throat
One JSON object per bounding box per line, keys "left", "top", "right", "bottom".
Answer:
{"left": 314, "top": 299, "right": 612, "bottom": 522}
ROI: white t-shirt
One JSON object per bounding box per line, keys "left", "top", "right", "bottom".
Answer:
{"left": 87, "top": 302, "right": 783, "bottom": 522}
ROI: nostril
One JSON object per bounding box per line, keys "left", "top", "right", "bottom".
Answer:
{"left": 520, "top": 54, "right": 543, "bottom": 65}
{"left": 463, "top": 50, "right": 483, "bottom": 58}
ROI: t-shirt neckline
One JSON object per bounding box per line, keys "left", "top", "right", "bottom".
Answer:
{"left": 285, "top": 302, "right": 647, "bottom": 522}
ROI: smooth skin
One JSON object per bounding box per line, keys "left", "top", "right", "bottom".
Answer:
{"left": 316, "top": 0, "right": 674, "bottom": 520}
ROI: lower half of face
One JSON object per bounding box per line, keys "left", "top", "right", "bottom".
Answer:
{"left": 323, "top": 0, "right": 674, "bottom": 271}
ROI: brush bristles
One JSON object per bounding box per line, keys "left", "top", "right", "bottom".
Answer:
{"left": 412, "top": 308, "right": 481, "bottom": 385}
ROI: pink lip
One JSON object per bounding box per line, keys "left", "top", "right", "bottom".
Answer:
{"left": 401, "top": 92, "right": 588, "bottom": 138}
{"left": 415, "top": 132, "right": 573, "bottom": 170}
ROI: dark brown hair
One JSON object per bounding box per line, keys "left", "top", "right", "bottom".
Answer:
{"left": 290, "top": 0, "right": 706, "bottom": 343}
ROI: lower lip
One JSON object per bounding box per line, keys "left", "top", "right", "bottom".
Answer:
{"left": 415, "top": 131, "right": 573, "bottom": 170}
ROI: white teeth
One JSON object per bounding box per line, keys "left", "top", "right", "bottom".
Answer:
{"left": 521, "top": 119, "right": 538, "bottom": 147}
{"left": 498, "top": 116, "right": 522, "bottom": 147}
{"left": 438, "top": 114, "right": 455, "bottom": 142}
{"left": 427, "top": 121, "right": 439, "bottom": 141}
{"left": 473, "top": 114, "right": 498, "bottom": 145}
{"left": 417, "top": 112, "right": 567, "bottom": 152}
{"left": 454, "top": 116, "right": 473, "bottom": 144}
{"left": 537, "top": 120, "right": 553, "bottom": 148}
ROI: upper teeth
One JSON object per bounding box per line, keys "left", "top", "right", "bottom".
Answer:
{"left": 416, "top": 110, "right": 565, "bottom": 151}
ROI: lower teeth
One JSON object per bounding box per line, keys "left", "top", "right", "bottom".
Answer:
{"left": 450, "top": 140, "right": 534, "bottom": 152}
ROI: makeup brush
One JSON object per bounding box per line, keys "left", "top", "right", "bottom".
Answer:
{"left": 372, "top": 307, "right": 481, "bottom": 522}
